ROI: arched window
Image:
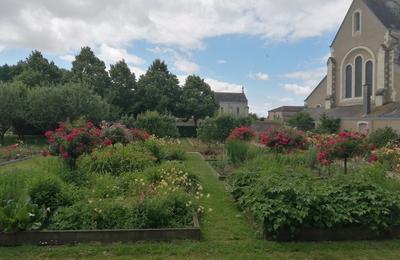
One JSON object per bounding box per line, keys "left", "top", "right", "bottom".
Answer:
{"left": 354, "top": 12, "right": 361, "bottom": 33}
{"left": 365, "top": 60, "right": 373, "bottom": 91}
{"left": 355, "top": 56, "right": 363, "bottom": 97}
{"left": 345, "top": 65, "right": 352, "bottom": 98}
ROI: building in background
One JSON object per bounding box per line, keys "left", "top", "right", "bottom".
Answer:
{"left": 214, "top": 88, "right": 249, "bottom": 117}
{"left": 268, "top": 106, "right": 304, "bottom": 122}
{"left": 305, "top": 0, "right": 400, "bottom": 133}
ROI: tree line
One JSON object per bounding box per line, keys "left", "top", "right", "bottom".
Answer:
{"left": 0, "top": 47, "right": 218, "bottom": 144}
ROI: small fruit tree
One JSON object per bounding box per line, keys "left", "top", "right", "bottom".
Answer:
{"left": 315, "top": 132, "right": 374, "bottom": 174}
{"left": 259, "top": 127, "right": 307, "bottom": 153}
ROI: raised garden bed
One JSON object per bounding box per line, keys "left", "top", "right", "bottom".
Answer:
{"left": 0, "top": 215, "right": 200, "bottom": 246}
{"left": 266, "top": 227, "right": 400, "bottom": 242}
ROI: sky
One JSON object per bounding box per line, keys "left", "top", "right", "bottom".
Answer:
{"left": 0, "top": 0, "right": 353, "bottom": 117}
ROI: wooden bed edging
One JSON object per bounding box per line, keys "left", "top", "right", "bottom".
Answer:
{"left": 0, "top": 156, "right": 35, "bottom": 167}
{"left": 265, "top": 227, "right": 400, "bottom": 242}
{"left": 0, "top": 215, "right": 201, "bottom": 246}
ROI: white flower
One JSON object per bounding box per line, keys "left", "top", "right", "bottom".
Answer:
{"left": 28, "top": 213, "right": 35, "bottom": 217}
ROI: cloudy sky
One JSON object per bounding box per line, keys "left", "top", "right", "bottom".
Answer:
{"left": 0, "top": 0, "right": 352, "bottom": 116}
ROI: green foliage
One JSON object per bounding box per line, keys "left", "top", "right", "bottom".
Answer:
{"left": 197, "top": 114, "right": 251, "bottom": 143}
{"left": 136, "top": 111, "right": 179, "bottom": 138}
{"left": 78, "top": 143, "right": 155, "bottom": 176}
{"left": 0, "top": 199, "right": 45, "bottom": 233}
{"left": 226, "top": 140, "right": 250, "bottom": 165}
{"left": 71, "top": 47, "right": 111, "bottom": 97}
{"left": 317, "top": 113, "right": 341, "bottom": 134}
{"left": 134, "top": 60, "right": 181, "bottom": 116}
{"left": 29, "top": 176, "right": 71, "bottom": 211}
{"left": 228, "top": 154, "right": 400, "bottom": 238}
{"left": 368, "top": 127, "right": 399, "bottom": 148}
{"left": 288, "top": 112, "right": 315, "bottom": 131}
{"left": 48, "top": 192, "right": 194, "bottom": 230}
{"left": 178, "top": 75, "right": 218, "bottom": 125}
{"left": 109, "top": 60, "right": 136, "bottom": 114}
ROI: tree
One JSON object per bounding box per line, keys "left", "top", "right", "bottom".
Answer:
{"left": 136, "top": 111, "right": 179, "bottom": 138}
{"left": 288, "top": 112, "right": 315, "bottom": 131}
{"left": 0, "top": 64, "right": 23, "bottom": 82}
{"left": 0, "top": 82, "right": 26, "bottom": 145}
{"left": 134, "top": 60, "right": 181, "bottom": 115}
{"left": 179, "top": 75, "right": 218, "bottom": 126}
{"left": 15, "top": 50, "right": 63, "bottom": 87}
{"left": 109, "top": 60, "right": 136, "bottom": 114}
{"left": 71, "top": 47, "right": 110, "bottom": 97}
{"left": 317, "top": 113, "right": 341, "bottom": 134}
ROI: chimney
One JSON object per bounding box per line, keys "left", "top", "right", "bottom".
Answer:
{"left": 363, "top": 84, "right": 371, "bottom": 115}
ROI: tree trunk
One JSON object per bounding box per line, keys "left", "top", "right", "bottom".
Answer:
{"left": 0, "top": 133, "right": 4, "bottom": 146}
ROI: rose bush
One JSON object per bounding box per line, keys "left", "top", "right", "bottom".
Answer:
{"left": 227, "top": 126, "right": 255, "bottom": 142}
{"left": 259, "top": 127, "right": 307, "bottom": 153}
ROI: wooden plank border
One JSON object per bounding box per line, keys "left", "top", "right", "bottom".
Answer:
{"left": 0, "top": 215, "right": 201, "bottom": 246}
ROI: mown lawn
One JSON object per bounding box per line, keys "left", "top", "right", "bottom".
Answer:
{"left": 1, "top": 140, "right": 400, "bottom": 259}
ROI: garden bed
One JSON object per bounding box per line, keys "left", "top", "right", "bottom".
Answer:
{"left": 266, "top": 227, "right": 400, "bottom": 242}
{"left": 0, "top": 215, "right": 200, "bottom": 246}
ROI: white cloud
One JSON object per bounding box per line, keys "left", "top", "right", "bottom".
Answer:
{"left": 174, "top": 59, "right": 200, "bottom": 74}
{"left": 59, "top": 54, "right": 75, "bottom": 62}
{"left": 283, "top": 83, "right": 312, "bottom": 96}
{"left": 0, "top": 0, "right": 350, "bottom": 54}
{"left": 282, "top": 67, "right": 326, "bottom": 96}
{"left": 0, "top": 45, "right": 4, "bottom": 52}
{"left": 177, "top": 75, "right": 242, "bottom": 92}
{"left": 249, "top": 72, "right": 269, "bottom": 81}
{"left": 98, "top": 44, "right": 144, "bottom": 66}
{"left": 216, "top": 59, "right": 227, "bottom": 64}
{"left": 129, "top": 66, "right": 147, "bottom": 77}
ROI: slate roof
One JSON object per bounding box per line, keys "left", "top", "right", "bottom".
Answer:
{"left": 214, "top": 92, "right": 248, "bottom": 103}
{"left": 363, "top": 0, "right": 400, "bottom": 30}
{"left": 268, "top": 106, "right": 304, "bottom": 113}
{"left": 305, "top": 102, "right": 400, "bottom": 120}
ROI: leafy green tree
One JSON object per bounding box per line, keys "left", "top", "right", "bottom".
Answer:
{"left": 0, "top": 64, "right": 23, "bottom": 82}
{"left": 288, "top": 112, "right": 315, "bottom": 131}
{"left": 179, "top": 75, "right": 218, "bottom": 126}
{"left": 136, "top": 111, "right": 179, "bottom": 138}
{"left": 317, "top": 114, "right": 341, "bottom": 134}
{"left": 134, "top": 60, "right": 181, "bottom": 115}
{"left": 0, "top": 82, "right": 26, "bottom": 145}
{"left": 109, "top": 60, "right": 136, "bottom": 114}
{"left": 71, "top": 47, "right": 110, "bottom": 97}
{"left": 15, "top": 51, "right": 63, "bottom": 87}
{"left": 368, "top": 127, "right": 399, "bottom": 148}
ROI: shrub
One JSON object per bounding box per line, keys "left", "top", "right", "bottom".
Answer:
{"left": 316, "top": 114, "right": 341, "bottom": 134}
{"left": 228, "top": 165, "right": 400, "bottom": 238}
{"left": 368, "top": 127, "right": 399, "bottom": 148}
{"left": 288, "top": 112, "right": 315, "bottom": 131}
{"left": 197, "top": 115, "right": 251, "bottom": 143}
{"left": 78, "top": 143, "right": 155, "bottom": 175}
{"left": 101, "top": 123, "right": 150, "bottom": 144}
{"left": 45, "top": 122, "right": 107, "bottom": 168}
{"left": 136, "top": 111, "right": 179, "bottom": 138}
{"left": 226, "top": 140, "right": 250, "bottom": 165}
{"left": 259, "top": 127, "right": 307, "bottom": 153}
{"left": 144, "top": 138, "right": 186, "bottom": 162}
{"left": 0, "top": 199, "right": 45, "bottom": 233}
{"left": 227, "top": 126, "right": 255, "bottom": 142}
{"left": 29, "top": 177, "right": 70, "bottom": 211}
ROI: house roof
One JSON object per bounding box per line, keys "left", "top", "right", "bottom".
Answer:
{"left": 305, "top": 76, "right": 327, "bottom": 102}
{"left": 305, "top": 102, "right": 400, "bottom": 120}
{"left": 268, "top": 106, "right": 304, "bottom": 113}
{"left": 214, "top": 92, "right": 248, "bottom": 103}
{"left": 331, "top": 0, "right": 400, "bottom": 47}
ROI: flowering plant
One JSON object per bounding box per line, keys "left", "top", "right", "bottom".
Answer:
{"left": 259, "top": 127, "right": 307, "bottom": 153}
{"left": 315, "top": 131, "right": 374, "bottom": 174}
{"left": 372, "top": 145, "right": 400, "bottom": 172}
{"left": 45, "top": 122, "right": 107, "bottom": 168}
{"left": 227, "top": 126, "right": 255, "bottom": 142}
{"left": 101, "top": 123, "right": 150, "bottom": 144}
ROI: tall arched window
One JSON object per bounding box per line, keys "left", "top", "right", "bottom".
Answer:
{"left": 365, "top": 60, "right": 373, "bottom": 92}
{"left": 354, "top": 12, "right": 361, "bottom": 33}
{"left": 345, "top": 65, "right": 352, "bottom": 98}
{"left": 355, "top": 56, "right": 363, "bottom": 97}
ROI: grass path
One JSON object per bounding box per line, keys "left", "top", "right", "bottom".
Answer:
{"left": 2, "top": 140, "right": 400, "bottom": 259}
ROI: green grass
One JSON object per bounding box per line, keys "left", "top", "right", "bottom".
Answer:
{"left": 2, "top": 147, "right": 400, "bottom": 259}
{"left": 3, "top": 135, "right": 47, "bottom": 147}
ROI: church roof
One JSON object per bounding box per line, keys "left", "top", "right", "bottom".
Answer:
{"left": 363, "top": 0, "right": 400, "bottom": 30}
{"left": 268, "top": 106, "right": 304, "bottom": 113}
{"left": 214, "top": 92, "right": 248, "bottom": 103}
